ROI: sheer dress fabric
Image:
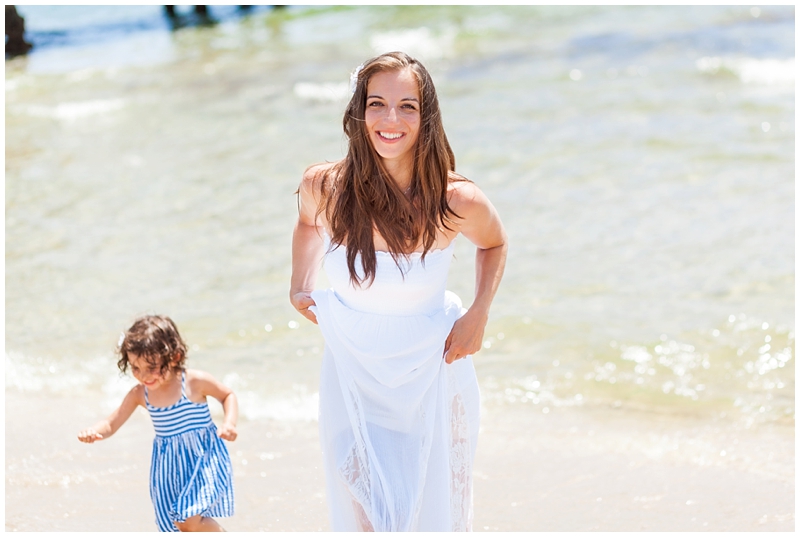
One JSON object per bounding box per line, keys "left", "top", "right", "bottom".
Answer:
{"left": 310, "top": 238, "right": 480, "bottom": 531}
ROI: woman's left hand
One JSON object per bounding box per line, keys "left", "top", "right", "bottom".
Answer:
{"left": 441, "top": 181, "right": 507, "bottom": 365}
{"left": 443, "top": 308, "right": 487, "bottom": 364}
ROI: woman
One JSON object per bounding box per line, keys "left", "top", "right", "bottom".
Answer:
{"left": 290, "top": 51, "right": 507, "bottom": 531}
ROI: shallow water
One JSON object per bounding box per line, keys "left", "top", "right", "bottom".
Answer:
{"left": 6, "top": 4, "right": 794, "bottom": 463}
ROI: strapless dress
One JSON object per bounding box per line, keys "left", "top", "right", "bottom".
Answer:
{"left": 310, "top": 238, "right": 480, "bottom": 531}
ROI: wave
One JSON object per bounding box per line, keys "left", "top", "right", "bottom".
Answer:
{"left": 369, "top": 26, "right": 457, "bottom": 60}
{"left": 6, "top": 351, "right": 320, "bottom": 422}
{"left": 15, "top": 99, "right": 126, "bottom": 121}
{"left": 293, "top": 82, "right": 349, "bottom": 103}
{"left": 696, "top": 56, "right": 795, "bottom": 86}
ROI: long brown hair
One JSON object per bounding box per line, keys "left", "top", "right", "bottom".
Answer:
{"left": 317, "top": 51, "right": 463, "bottom": 287}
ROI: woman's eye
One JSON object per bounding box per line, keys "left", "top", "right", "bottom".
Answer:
{"left": 368, "top": 101, "right": 383, "bottom": 107}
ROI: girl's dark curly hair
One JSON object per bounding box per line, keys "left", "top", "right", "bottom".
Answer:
{"left": 116, "top": 315, "right": 188, "bottom": 375}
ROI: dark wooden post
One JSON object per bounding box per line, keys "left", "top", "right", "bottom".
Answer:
{"left": 5, "top": 5, "right": 33, "bottom": 57}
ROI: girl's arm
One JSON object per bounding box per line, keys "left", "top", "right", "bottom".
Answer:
{"left": 77, "top": 385, "right": 143, "bottom": 443}
{"left": 290, "top": 164, "right": 329, "bottom": 325}
{"left": 191, "top": 370, "right": 239, "bottom": 441}
{"left": 444, "top": 181, "right": 508, "bottom": 364}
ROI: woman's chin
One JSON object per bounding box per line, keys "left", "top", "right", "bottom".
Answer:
{"left": 374, "top": 148, "right": 413, "bottom": 164}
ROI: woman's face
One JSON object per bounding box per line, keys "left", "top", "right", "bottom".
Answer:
{"left": 364, "top": 67, "right": 421, "bottom": 167}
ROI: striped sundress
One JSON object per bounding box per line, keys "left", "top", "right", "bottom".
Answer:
{"left": 145, "top": 370, "right": 234, "bottom": 532}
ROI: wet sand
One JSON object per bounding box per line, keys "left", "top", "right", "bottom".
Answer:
{"left": 473, "top": 404, "right": 793, "bottom": 531}
{"left": 5, "top": 391, "right": 793, "bottom": 531}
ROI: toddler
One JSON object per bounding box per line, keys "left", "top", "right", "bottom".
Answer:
{"left": 78, "top": 315, "right": 237, "bottom": 532}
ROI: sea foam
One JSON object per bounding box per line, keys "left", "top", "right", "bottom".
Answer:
{"left": 696, "top": 56, "right": 795, "bottom": 87}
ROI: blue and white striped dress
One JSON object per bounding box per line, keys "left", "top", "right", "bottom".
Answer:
{"left": 145, "top": 370, "right": 234, "bottom": 532}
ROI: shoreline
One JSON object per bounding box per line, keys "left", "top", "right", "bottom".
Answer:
{"left": 5, "top": 391, "right": 793, "bottom": 531}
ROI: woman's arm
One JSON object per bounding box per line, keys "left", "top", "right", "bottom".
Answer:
{"left": 192, "top": 370, "right": 239, "bottom": 441}
{"left": 77, "top": 385, "right": 143, "bottom": 443}
{"left": 444, "top": 182, "right": 508, "bottom": 364}
{"left": 290, "top": 165, "right": 329, "bottom": 324}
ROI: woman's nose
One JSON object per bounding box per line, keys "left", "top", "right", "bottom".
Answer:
{"left": 386, "top": 106, "right": 398, "bottom": 122}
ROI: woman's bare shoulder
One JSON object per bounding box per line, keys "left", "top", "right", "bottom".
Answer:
{"left": 447, "top": 173, "right": 485, "bottom": 213}
{"left": 447, "top": 173, "right": 505, "bottom": 247}
{"left": 302, "top": 160, "right": 341, "bottom": 189}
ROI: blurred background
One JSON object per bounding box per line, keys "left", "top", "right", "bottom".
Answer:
{"left": 5, "top": 4, "right": 795, "bottom": 530}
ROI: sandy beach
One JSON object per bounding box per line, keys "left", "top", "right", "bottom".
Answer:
{"left": 5, "top": 388, "right": 793, "bottom": 532}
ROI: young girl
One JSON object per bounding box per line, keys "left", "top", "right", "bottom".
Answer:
{"left": 78, "top": 315, "right": 238, "bottom": 532}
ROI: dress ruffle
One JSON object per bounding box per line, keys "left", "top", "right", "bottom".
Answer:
{"left": 150, "top": 425, "right": 234, "bottom": 532}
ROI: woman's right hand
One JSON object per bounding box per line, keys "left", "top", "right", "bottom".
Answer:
{"left": 291, "top": 292, "right": 318, "bottom": 324}
{"left": 77, "top": 428, "right": 103, "bottom": 443}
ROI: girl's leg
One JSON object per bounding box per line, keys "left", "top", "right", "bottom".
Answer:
{"left": 174, "top": 515, "right": 225, "bottom": 532}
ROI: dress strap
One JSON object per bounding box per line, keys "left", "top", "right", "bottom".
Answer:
{"left": 143, "top": 385, "right": 150, "bottom": 406}
{"left": 180, "top": 370, "right": 187, "bottom": 398}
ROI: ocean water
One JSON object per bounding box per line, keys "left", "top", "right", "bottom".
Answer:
{"left": 6, "top": 4, "right": 794, "bottom": 441}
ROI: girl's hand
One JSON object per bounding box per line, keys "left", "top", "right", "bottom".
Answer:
{"left": 77, "top": 428, "right": 104, "bottom": 443}
{"left": 443, "top": 308, "right": 487, "bottom": 364}
{"left": 194, "top": 374, "right": 239, "bottom": 441}
{"left": 291, "top": 292, "right": 318, "bottom": 324}
{"left": 218, "top": 423, "right": 237, "bottom": 441}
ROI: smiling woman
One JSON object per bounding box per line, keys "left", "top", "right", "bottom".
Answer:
{"left": 290, "top": 51, "right": 507, "bottom": 531}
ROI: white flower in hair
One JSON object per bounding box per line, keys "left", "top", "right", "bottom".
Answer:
{"left": 349, "top": 63, "right": 364, "bottom": 94}
{"left": 117, "top": 332, "right": 126, "bottom": 348}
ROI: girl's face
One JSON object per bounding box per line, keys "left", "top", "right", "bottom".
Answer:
{"left": 364, "top": 67, "right": 421, "bottom": 167}
{"left": 128, "top": 353, "right": 174, "bottom": 390}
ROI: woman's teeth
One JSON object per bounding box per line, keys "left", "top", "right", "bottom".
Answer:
{"left": 379, "top": 132, "right": 403, "bottom": 139}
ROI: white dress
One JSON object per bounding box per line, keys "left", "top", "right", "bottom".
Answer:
{"left": 310, "top": 238, "right": 480, "bottom": 532}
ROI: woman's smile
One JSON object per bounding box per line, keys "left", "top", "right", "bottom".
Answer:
{"left": 377, "top": 131, "right": 405, "bottom": 141}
